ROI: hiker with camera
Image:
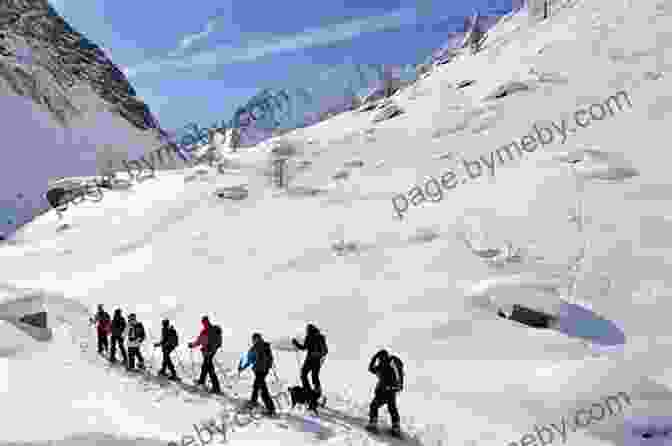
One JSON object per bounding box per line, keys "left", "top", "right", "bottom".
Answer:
{"left": 366, "top": 349, "right": 404, "bottom": 437}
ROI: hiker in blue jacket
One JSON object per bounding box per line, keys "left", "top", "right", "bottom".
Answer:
{"left": 239, "top": 332, "right": 276, "bottom": 416}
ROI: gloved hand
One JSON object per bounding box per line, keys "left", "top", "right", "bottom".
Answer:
{"left": 187, "top": 342, "right": 193, "bottom": 348}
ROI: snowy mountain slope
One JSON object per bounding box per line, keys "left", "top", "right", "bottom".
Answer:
{"left": 0, "top": 0, "right": 173, "bottom": 237}
{"left": 2, "top": 0, "right": 672, "bottom": 444}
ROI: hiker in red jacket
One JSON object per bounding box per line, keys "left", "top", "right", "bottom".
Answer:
{"left": 188, "top": 316, "right": 222, "bottom": 394}
{"left": 91, "top": 304, "right": 111, "bottom": 355}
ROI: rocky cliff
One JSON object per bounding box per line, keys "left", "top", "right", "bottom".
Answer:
{"left": 0, "top": 0, "right": 174, "bottom": 237}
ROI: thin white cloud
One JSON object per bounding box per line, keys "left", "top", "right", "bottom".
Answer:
{"left": 178, "top": 19, "right": 219, "bottom": 51}
{"left": 127, "top": 8, "right": 426, "bottom": 77}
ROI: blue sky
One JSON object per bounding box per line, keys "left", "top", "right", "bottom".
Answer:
{"left": 50, "top": 0, "right": 514, "bottom": 132}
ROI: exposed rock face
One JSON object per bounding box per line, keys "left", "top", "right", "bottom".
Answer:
{"left": 0, "top": 0, "right": 162, "bottom": 132}
{"left": 0, "top": 0, "right": 172, "bottom": 237}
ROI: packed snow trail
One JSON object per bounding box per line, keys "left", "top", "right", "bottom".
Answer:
{"left": 67, "top": 315, "right": 426, "bottom": 446}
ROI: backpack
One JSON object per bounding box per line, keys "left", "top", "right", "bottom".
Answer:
{"left": 316, "top": 334, "right": 328, "bottom": 357}
{"left": 166, "top": 327, "right": 178, "bottom": 349}
{"left": 131, "top": 322, "right": 145, "bottom": 342}
{"left": 255, "top": 342, "right": 273, "bottom": 372}
{"left": 389, "top": 355, "right": 404, "bottom": 390}
{"left": 208, "top": 325, "right": 223, "bottom": 351}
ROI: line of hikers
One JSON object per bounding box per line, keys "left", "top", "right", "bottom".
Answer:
{"left": 91, "top": 305, "right": 404, "bottom": 435}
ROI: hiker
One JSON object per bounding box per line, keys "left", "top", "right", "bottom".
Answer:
{"left": 292, "top": 323, "right": 328, "bottom": 411}
{"left": 239, "top": 332, "right": 276, "bottom": 416}
{"left": 91, "top": 304, "right": 111, "bottom": 355}
{"left": 109, "top": 308, "right": 128, "bottom": 366}
{"left": 126, "top": 313, "right": 146, "bottom": 371}
{"left": 366, "top": 349, "right": 404, "bottom": 436}
{"left": 154, "top": 318, "right": 179, "bottom": 380}
{"left": 187, "top": 316, "right": 222, "bottom": 394}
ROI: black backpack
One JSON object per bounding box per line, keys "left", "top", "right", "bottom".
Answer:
{"left": 132, "top": 322, "right": 146, "bottom": 342}
{"left": 208, "top": 325, "right": 223, "bottom": 351}
{"left": 166, "top": 326, "right": 178, "bottom": 349}
{"left": 389, "top": 355, "right": 404, "bottom": 390}
{"left": 316, "top": 334, "right": 328, "bottom": 357}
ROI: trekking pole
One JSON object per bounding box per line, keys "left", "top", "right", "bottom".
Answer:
{"left": 147, "top": 327, "right": 156, "bottom": 370}
{"left": 190, "top": 349, "right": 196, "bottom": 378}
{"left": 175, "top": 350, "right": 189, "bottom": 378}
{"left": 271, "top": 364, "right": 280, "bottom": 384}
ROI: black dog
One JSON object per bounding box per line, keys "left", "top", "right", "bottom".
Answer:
{"left": 289, "top": 386, "right": 327, "bottom": 409}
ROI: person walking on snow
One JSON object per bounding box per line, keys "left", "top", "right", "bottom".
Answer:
{"left": 109, "top": 308, "right": 128, "bottom": 366}
{"left": 366, "top": 349, "right": 404, "bottom": 437}
{"left": 154, "top": 319, "right": 179, "bottom": 380}
{"left": 187, "top": 316, "right": 222, "bottom": 394}
{"left": 239, "top": 332, "right": 276, "bottom": 416}
{"left": 91, "top": 304, "right": 111, "bottom": 355}
{"left": 126, "top": 313, "right": 146, "bottom": 371}
{"left": 292, "top": 323, "right": 328, "bottom": 411}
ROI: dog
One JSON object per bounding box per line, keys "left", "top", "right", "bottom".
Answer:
{"left": 288, "top": 386, "right": 326, "bottom": 409}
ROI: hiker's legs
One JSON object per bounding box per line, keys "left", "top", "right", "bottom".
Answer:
{"left": 118, "top": 338, "right": 127, "bottom": 363}
{"left": 97, "top": 331, "right": 107, "bottom": 354}
{"left": 161, "top": 348, "right": 177, "bottom": 376}
{"left": 136, "top": 347, "right": 144, "bottom": 368}
{"left": 369, "top": 388, "right": 386, "bottom": 424}
{"left": 256, "top": 371, "right": 275, "bottom": 412}
{"left": 197, "top": 352, "right": 208, "bottom": 384}
{"left": 310, "top": 358, "right": 322, "bottom": 395}
{"left": 110, "top": 336, "right": 125, "bottom": 362}
{"left": 205, "top": 355, "right": 221, "bottom": 392}
{"left": 109, "top": 336, "right": 117, "bottom": 361}
{"left": 127, "top": 347, "right": 135, "bottom": 369}
{"left": 386, "top": 391, "right": 400, "bottom": 427}
{"left": 300, "top": 359, "right": 312, "bottom": 392}
{"left": 250, "top": 371, "right": 261, "bottom": 403}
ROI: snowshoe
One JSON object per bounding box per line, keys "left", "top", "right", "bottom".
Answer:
{"left": 365, "top": 423, "right": 380, "bottom": 434}
{"left": 389, "top": 426, "right": 403, "bottom": 438}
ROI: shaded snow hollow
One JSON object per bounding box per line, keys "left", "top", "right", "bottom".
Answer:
{"left": 2, "top": 0, "right": 672, "bottom": 445}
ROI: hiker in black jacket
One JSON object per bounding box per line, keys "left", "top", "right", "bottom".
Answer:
{"left": 126, "top": 313, "right": 146, "bottom": 371}
{"left": 154, "top": 319, "right": 179, "bottom": 380}
{"left": 109, "top": 308, "right": 127, "bottom": 365}
{"left": 366, "top": 349, "right": 402, "bottom": 436}
{"left": 292, "top": 323, "right": 328, "bottom": 411}
{"left": 239, "top": 332, "right": 276, "bottom": 416}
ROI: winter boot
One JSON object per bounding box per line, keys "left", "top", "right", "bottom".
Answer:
{"left": 390, "top": 424, "right": 402, "bottom": 437}
{"left": 263, "top": 408, "right": 277, "bottom": 418}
